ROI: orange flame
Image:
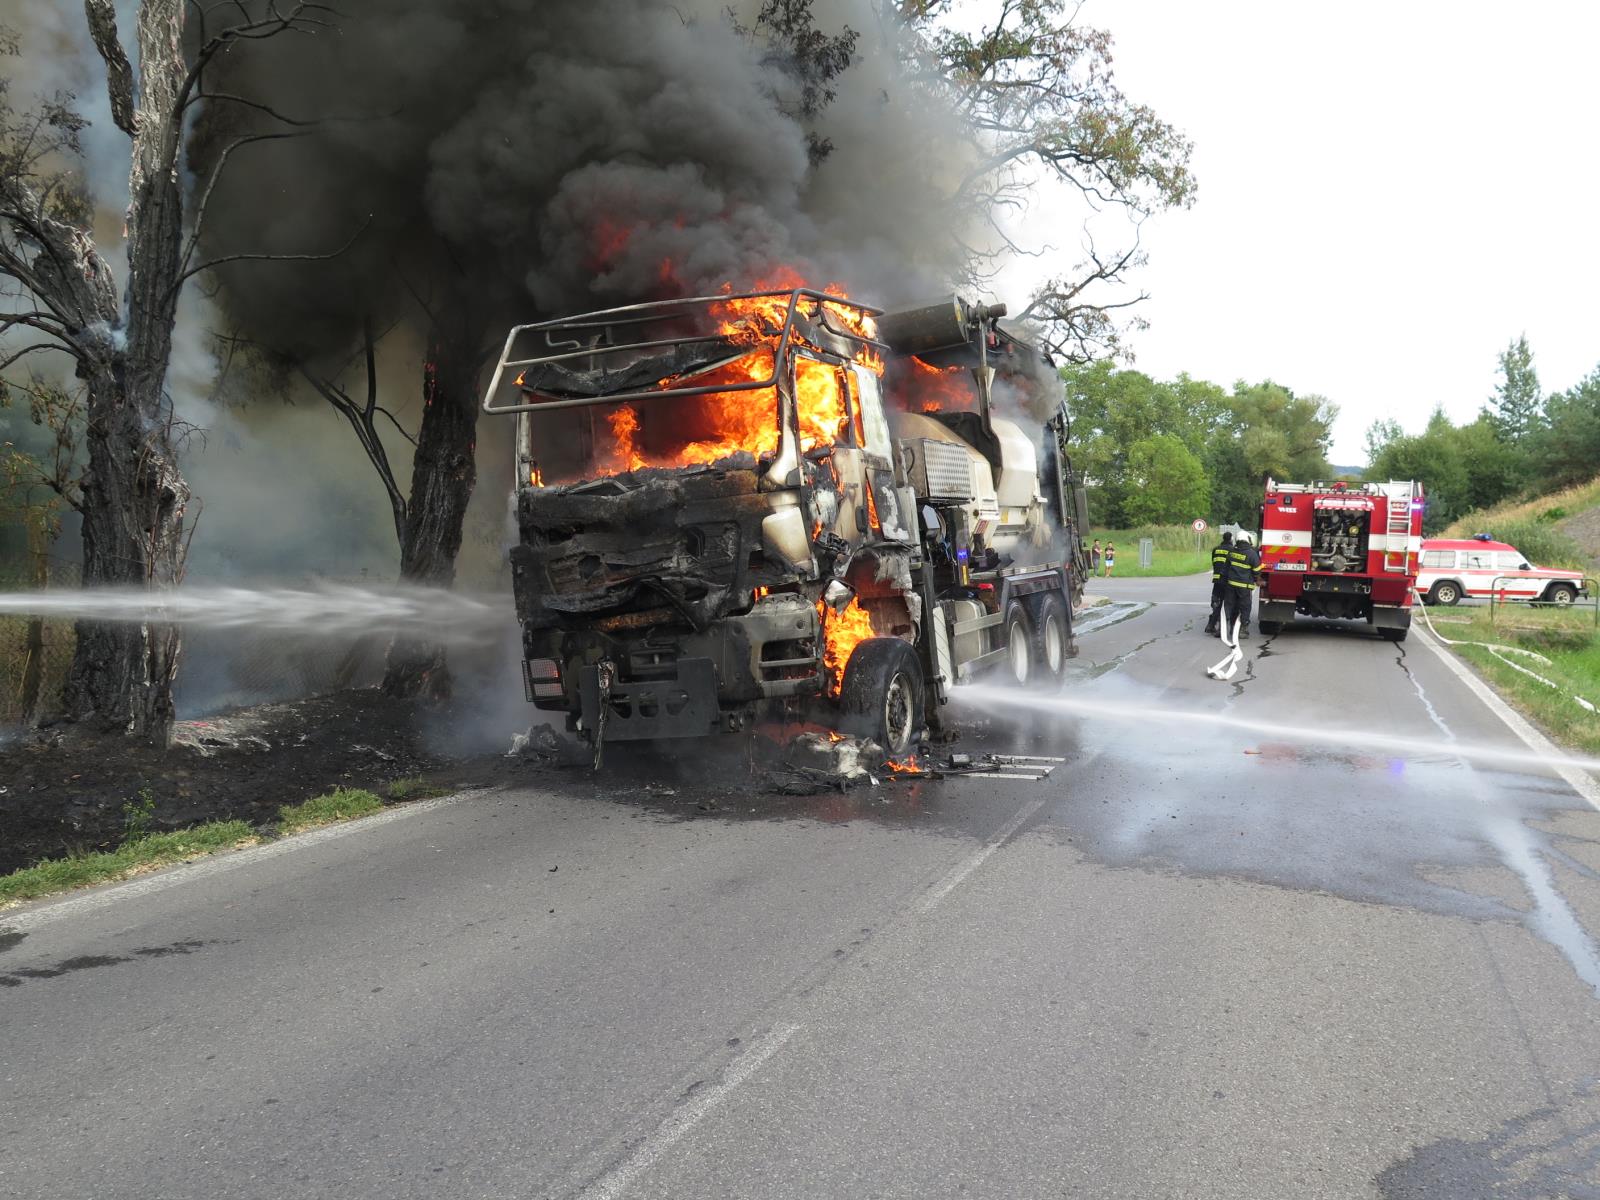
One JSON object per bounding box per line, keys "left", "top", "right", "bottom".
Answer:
{"left": 884, "top": 757, "right": 921, "bottom": 774}
{"left": 891, "top": 357, "right": 974, "bottom": 415}
{"left": 531, "top": 268, "right": 884, "bottom": 480}
{"left": 817, "top": 595, "right": 875, "bottom": 697}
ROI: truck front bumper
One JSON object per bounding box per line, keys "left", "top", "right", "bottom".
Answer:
{"left": 578, "top": 657, "right": 722, "bottom": 742}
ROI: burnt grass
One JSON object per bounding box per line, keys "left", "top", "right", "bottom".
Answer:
{"left": 0, "top": 690, "right": 890, "bottom": 878}
{"left": 0, "top": 689, "right": 559, "bottom": 877}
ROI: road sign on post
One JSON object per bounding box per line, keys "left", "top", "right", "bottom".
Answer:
{"left": 1191, "top": 518, "right": 1207, "bottom": 549}
{"left": 1139, "top": 537, "right": 1154, "bottom": 569}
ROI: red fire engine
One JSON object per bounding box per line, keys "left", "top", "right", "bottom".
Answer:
{"left": 1255, "top": 478, "right": 1424, "bottom": 641}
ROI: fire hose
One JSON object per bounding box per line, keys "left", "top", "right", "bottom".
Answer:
{"left": 1411, "top": 588, "right": 1596, "bottom": 714}
{"left": 1205, "top": 614, "right": 1245, "bottom": 682}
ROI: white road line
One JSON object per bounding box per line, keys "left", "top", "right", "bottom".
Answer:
{"left": 1415, "top": 626, "right": 1600, "bottom": 812}
{"left": 914, "top": 795, "right": 1050, "bottom": 914}
{"left": 0, "top": 789, "right": 489, "bottom": 933}
{"left": 577, "top": 1022, "right": 802, "bottom": 1200}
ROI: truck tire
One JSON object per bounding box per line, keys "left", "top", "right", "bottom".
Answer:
{"left": 1002, "top": 600, "right": 1034, "bottom": 686}
{"left": 1379, "top": 626, "right": 1408, "bottom": 643}
{"left": 839, "top": 637, "right": 924, "bottom": 758}
{"left": 1258, "top": 620, "right": 1282, "bottom": 635}
{"left": 1430, "top": 580, "right": 1462, "bottom": 606}
{"left": 1544, "top": 582, "right": 1578, "bottom": 606}
{"left": 1028, "top": 594, "right": 1070, "bottom": 687}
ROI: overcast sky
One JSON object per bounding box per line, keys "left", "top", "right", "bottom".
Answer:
{"left": 1001, "top": 0, "right": 1600, "bottom": 464}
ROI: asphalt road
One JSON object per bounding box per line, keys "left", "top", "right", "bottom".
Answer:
{"left": 5, "top": 574, "right": 1600, "bottom": 1199}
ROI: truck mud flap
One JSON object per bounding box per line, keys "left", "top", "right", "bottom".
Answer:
{"left": 579, "top": 658, "right": 721, "bottom": 742}
{"left": 1370, "top": 606, "right": 1411, "bottom": 630}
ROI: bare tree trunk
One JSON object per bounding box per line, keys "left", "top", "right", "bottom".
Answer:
{"left": 382, "top": 325, "right": 482, "bottom": 699}
{"left": 17, "top": 524, "right": 48, "bottom": 724}
{"left": 64, "top": 0, "right": 192, "bottom": 742}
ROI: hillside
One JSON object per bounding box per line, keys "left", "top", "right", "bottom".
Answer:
{"left": 1438, "top": 475, "right": 1600, "bottom": 573}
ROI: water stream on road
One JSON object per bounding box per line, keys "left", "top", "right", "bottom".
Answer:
{"left": 0, "top": 585, "right": 508, "bottom": 643}
{"left": 957, "top": 683, "right": 1600, "bottom": 777}
{"left": 959, "top": 682, "right": 1600, "bottom": 997}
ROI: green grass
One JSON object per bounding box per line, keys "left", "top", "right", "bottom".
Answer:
{"left": 1427, "top": 605, "right": 1600, "bottom": 757}
{"left": 1093, "top": 548, "right": 1213, "bottom": 578}
{"left": 278, "top": 788, "right": 385, "bottom": 834}
{"left": 0, "top": 821, "right": 257, "bottom": 907}
{"left": 384, "top": 776, "right": 453, "bottom": 802}
{"left": 1088, "top": 526, "right": 1215, "bottom": 577}
{"left": 1439, "top": 475, "right": 1600, "bottom": 538}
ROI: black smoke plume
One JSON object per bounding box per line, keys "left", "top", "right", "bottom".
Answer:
{"left": 192, "top": 0, "right": 973, "bottom": 358}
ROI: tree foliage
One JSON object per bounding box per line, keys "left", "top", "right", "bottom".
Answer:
{"left": 1487, "top": 334, "right": 1542, "bottom": 444}
{"left": 1123, "top": 434, "right": 1209, "bottom": 525}
{"left": 899, "top": 0, "right": 1196, "bottom": 361}
{"left": 1061, "top": 363, "right": 1332, "bottom": 528}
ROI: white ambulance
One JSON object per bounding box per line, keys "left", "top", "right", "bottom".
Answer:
{"left": 1416, "top": 536, "right": 1587, "bottom": 605}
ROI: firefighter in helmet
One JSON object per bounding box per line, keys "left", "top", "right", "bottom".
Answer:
{"left": 1204, "top": 530, "right": 1233, "bottom": 636}
{"left": 1222, "top": 530, "right": 1263, "bottom": 638}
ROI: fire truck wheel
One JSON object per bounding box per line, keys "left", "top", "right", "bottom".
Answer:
{"left": 1258, "top": 620, "right": 1282, "bottom": 636}
{"left": 1544, "top": 583, "right": 1578, "bottom": 606}
{"left": 1379, "top": 626, "right": 1408, "bottom": 643}
{"left": 1002, "top": 600, "right": 1034, "bottom": 687}
{"left": 1028, "top": 594, "right": 1069, "bottom": 687}
{"left": 839, "top": 637, "right": 924, "bottom": 758}
{"left": 1430, "top": 581, "right": 1462, "bottom": 606}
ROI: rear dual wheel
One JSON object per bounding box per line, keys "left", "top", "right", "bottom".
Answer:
{"left": 1002, "top": 596, "right": 1069, "bottom": 689}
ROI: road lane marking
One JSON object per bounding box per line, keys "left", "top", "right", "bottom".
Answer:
{"left": 1415, "top": 626, "right": 1600, "bottom": 812}
{"left": 0, "top": 789, "right": 490, "bottom": 933}
{"left": 914, "top": 795, "right": 1050, "bottom": 914}
{"left": 577, "top": 1021, "right": 802, "bottom": 1200}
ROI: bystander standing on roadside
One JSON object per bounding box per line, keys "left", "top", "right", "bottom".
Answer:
{"left": 1090, "top": 538, "right": 1102, "bottom": 577}
{"left": 1104, "top": 541, "right": 1116, "bottom": 578}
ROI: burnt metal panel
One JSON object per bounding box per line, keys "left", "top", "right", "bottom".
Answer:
{"left": 578, "top": 657, "right": 721, "bottom": 741}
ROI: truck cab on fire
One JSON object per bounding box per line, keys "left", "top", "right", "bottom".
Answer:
{"left": 481, "top": 289, "right": 1089, "bottom": 761}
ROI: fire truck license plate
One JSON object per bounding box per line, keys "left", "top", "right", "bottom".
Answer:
{"left": 1275, "top": 562, "right": 1306, "bottom": 571}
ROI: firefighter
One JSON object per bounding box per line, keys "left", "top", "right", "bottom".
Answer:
{"left": 1222, "top": 531, "right": 1263, "bottom": 638}
{"left": 1205, "top": 531, "right": 1233, "bottom": 635}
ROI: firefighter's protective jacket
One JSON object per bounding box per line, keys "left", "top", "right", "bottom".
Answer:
{"left": 1210, "top": 542, "right": 1231, "bottom": 582}
{"left": 1224, "top": 543, "right": 1262, "bottom": 589}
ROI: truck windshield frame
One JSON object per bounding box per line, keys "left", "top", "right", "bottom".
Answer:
{"left": 480, "top": 288, "right": 887, "bottom": 417}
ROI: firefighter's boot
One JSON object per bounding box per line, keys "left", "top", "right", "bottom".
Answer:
{"left": 1239, "top": 626, "right": 1251, "bottom": 639}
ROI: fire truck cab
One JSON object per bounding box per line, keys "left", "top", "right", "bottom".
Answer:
{"left": 1256, "top": 479, "right": 1423, "bottom": 641}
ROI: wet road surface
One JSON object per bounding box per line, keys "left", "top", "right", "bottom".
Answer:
{"left": 4, "top": 573, "right": 1600, "bottom": 1198}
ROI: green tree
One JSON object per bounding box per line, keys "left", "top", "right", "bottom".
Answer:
{"left": 1487, "top": 335, "right": 1543, "bottom": 444}
{"left": 1448, "top": 414, "right": 1522, "bottom": 511}
{"left": 1369, "top": 410, "right": 1468, "bottom": 531}
{"left": 1532, "top": 365, "right": 1600, "bottom": 488}
{"left": 1203, "top": 381, "right": 1335, "bottom": 525}
{"left": 1060, "top": 361, "right": 1200, "bottom": 525}
{"left": 1122, "top": 434, "right": 1209, "bottom": 524}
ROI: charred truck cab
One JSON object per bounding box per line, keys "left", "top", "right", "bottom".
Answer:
{"left": 481, "top": 288, "right": 1089, "bottom": 760}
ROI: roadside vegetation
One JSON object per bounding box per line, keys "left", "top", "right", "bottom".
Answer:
{"left": 0, "top": 821, "right": 257, "bottom": 907}
{"left": 1087, "top": 524, "right": 1213, "bottom": 578}
{"left": 1426, "top": 605, "right": 1600, "bottom": 757}
{"left": 277, "top": 788, "right": 385, "bottom": 834}
{"left": 0, "top": 779, "right": 459, "bottom": 908}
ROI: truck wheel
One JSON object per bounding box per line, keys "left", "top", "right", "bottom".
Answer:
{"left": 1430, "top": 581, "right": 1461, "bottom": 606}
{"left": 1258, "top": 620, "right": 1282, "bottom": 635}
{"left": 1545, "top": 583, "right": 1578, "bottom": 606}
{"left": 1028, "top": 594, "right": 1069, "bottom": 687}
{"left": 839, "top": 637, "right": 924, "bottom": 758}
{"left": 1379, "top": 626, "right": 1408, "bottom": 642}
{"left": 1002, "top": 600, "right": 1034, "bottom": 686}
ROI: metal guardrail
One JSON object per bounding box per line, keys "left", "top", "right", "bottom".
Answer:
{"left": 1487, "top": 575, "right": 1599, "bottom": 628}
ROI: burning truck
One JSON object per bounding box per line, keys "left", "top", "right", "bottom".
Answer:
{"left": 481, "top": 287, "right": 1091, "bottom": 759}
